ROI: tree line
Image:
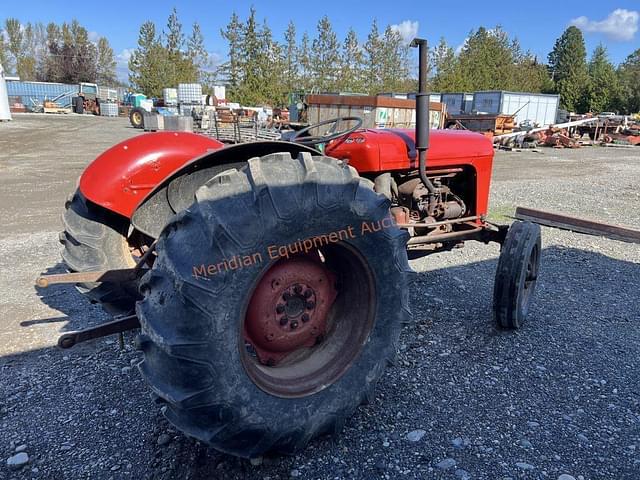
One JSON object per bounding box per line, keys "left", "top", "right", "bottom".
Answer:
{"left": 218, "top": 8, "right": 414, "bottom": 106}
{"left": 127, "top": 8, "right": 211, "bottom": 97}
{"left": 419, "top": 25, "right": 639, "bottom": 114}
{"left": 2, "top": 9, "right": 639, "bottom": 114}
{"left": 0, "top": 18, "right": 117, "bottom": 85}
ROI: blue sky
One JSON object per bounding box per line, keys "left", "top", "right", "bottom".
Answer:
{"left": 2, "top": 1, "right": 639, "bottom": 80}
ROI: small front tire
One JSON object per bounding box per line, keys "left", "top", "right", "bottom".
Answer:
{"left": 493, "top": 220, "right": 541, "bottom": 329}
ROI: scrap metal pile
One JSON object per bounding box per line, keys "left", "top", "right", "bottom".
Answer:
{"left": 493, "top": 115, "right": 640, "bottom": 150}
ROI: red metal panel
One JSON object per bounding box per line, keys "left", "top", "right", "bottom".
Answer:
{"left": 79, "top": 132, "right": 223, "bottom": 218}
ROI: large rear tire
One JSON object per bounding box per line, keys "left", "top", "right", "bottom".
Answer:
{"left": 136, "top": 152, "right": 411, "bottom": 458}
{"left": 60, "top": 190, "right": 139, "bottom": 316}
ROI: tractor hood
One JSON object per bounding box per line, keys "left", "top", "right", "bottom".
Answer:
{"left": 326, "top": 129, "right": 494, "bottom": 173}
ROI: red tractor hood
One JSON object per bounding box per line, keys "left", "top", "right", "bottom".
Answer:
{"left": 327, "top": 129, "right": 494, "bottom": 173}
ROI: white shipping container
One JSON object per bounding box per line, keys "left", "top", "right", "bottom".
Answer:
{"left": 472, "top": 91, "right": 560, "bottom": 126}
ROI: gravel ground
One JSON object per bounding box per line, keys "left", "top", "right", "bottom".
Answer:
{"left": 1, "top": 114, "right": 639, "bottom": 480}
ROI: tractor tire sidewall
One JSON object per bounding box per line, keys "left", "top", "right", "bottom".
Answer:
{"left": 137, "top": 152, "right": 411, "bottom": 458}
{"left": 60, "top": 190, "right": 139, "bottom": 315}
{"left": 129, "top": 107, "right": 144, "bottom": 128}
{"left": 493, "top": 221, "right": 541, "bottom": 329}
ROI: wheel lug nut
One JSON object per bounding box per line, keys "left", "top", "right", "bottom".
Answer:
{"left": 279, "top": 316, "right": 288, "bottom": 326}
{"left": 301, "top": 313, "right": 310, "bottom": 322}
{"left": 306, "top": 301, "right": 315, "bottom": 309}
{"left": 294, "top": 285, "right": 302, "bottom": 294}
{"left": 276, "top": 304, "right": 285, "bottom": 314}
{"left": 303, "top": 289, "right": 312, "bottom": 298}
{"left": 290, "top": 321, "right": 298, "bottom": 330}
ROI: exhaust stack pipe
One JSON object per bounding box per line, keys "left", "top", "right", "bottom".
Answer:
{"left": 410, "top": 38, "right": 436, "bottom": 196}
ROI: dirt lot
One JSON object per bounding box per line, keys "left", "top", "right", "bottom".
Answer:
{"left": 1, "top": 114, "right": 639, "bottom": 479}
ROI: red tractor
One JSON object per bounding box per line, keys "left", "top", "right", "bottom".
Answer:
{"left": 46, "top": 40, "right": 541, "bottom": 458}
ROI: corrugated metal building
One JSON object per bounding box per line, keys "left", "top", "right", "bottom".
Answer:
{"left": 472, "top": 91, "right": 560, "bottom": 127}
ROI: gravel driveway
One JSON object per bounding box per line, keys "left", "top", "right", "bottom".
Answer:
{"left": 1, "top": 115, "right": 639, "bottom": 479}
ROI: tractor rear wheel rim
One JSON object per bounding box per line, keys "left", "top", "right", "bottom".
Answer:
{"left": 240, "top": 244, "right": 376, "bottom": 398}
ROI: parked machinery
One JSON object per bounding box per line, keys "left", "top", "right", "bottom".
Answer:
{"left": 43, "top": 39, "right": 542, "bottom": 459}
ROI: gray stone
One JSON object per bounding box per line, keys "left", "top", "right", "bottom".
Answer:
{"left": 290, "top": 469, "right": 301, "bottom": 477}
{"left": 249, "top": 457, "right": 263, "bottom": 466}
{"left": 406, "top": 429, "right": 426, "bottom": 442}
{"left": 157, "top": 433, "right": 172, "bottom": 446}
{"left": 435, "top": 458, "right": 456, "bottom": 470}
{"left": 558, "top": 475, "right": 576, "bottom": 480}
{"left": 577, "top": 433, "right": 589, "bottom": 443}
{"left": 14, "top": 444, "right": 27, "bottom": 453}
{"left": 452, "top": 437, "right": 465, "bottom": 449}
{"left": 7, "top": 452, "right": 29, "bottom": 470}
{"left": 515, "top": 462, "right": 534, "bottom": 470}
{"left": 518, "top": 439, "right": 533, "bottom": 449}
{"left": 455, "top": 468, "right": 471, "bottom": 479}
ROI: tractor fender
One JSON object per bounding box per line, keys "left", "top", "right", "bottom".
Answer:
{"left": 79, "top": 132, "right": 224, "bottom": 219}
{"left": 130, "top": 141, "right": 320, "bottom": 238}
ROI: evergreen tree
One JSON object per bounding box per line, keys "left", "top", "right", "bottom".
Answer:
{"left": 618, "top": 49, "right": 640, "bottom": 113}
{"left": 456, "top": 27, "right": 514, "bottom": 91}
{"left": 310, "top": 16, "right": 340, "bottom": 92}
{"left": 187, "top": 22, "right": 209, "bottom": 84}
{"left": 129, "top": 21, "right": 166, "bottom": 96}
{"left": 380, "top": 25, "right": 409, "bottom": 92}
{"left": 283, "top": 21, "right": 298, "bottom": 93}
{"left": 431, "top": 37, "right": 460, "bottom": 92}
{"left": 297, "top": 32, "right": 312, "bottom": 92}
{"left": 586, "top": 44, "right": 619, "bottom": 113}
{"left": 96, "top": 37, "right": 117, "bottom": 85}
{"left": 339, "top": 28, "right": 364, "bottom": 93}
{"left": 235, "top": 7, "right": 262, "bottom": 104}
{"left": 162, "top": 9, "right": 197, "bottom": 87}
{"left": 548, "top": 26, "right": 589, "bottom": 112}
{"left": 364, "top": 20, "right": 383, "bottom": 94}
{"left": 220, "top": 13, "right": 243, "bottom": 96}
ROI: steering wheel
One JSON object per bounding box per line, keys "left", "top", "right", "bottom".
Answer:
{"left": 291, "top": 116, "right": 363, "bottom": 147}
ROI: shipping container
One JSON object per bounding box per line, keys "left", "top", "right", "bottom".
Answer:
{"left": 472, "top": 91, "right": 560, "bottom": 127}
{"left": 441, "top": 93, "right": 465, "bottom": 115}
{"left": 305, "top": 94, "right": 446, "bottom": 130}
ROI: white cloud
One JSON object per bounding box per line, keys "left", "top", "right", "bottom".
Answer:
{"left": 115, "top": 48, "right": 135, "bottom": 82}
{"left": 570, "top": 8, "right": 639, "bottom": 41}
{"left": 390, "top": 20, "right": 419, "bottom": 44}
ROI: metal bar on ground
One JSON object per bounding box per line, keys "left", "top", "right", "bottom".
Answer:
{"left": 57, "top": 315, "right": 140, "bottom": 349}
{"left": 514, "top": 207, "right": 640, "bottom": 244}
{"left": 35, "top": 268, "right": 149, "bottom": 288}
